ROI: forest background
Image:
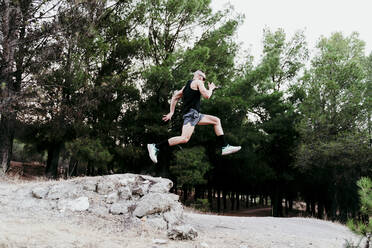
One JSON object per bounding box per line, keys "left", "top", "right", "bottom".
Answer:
{"left": 0, "top": 0, "right": 371, "bottom": 223}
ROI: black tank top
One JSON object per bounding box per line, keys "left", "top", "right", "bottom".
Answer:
{"left": 182, "top": 80, "right": 201, "bottom": 115}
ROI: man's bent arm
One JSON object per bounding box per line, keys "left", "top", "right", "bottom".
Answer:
{"left": 197, "top": 80, "right": 215, "bottom": 99}
{"left": 169, "top": 87, "right": 184, "bottom": 114}
{"left": 162, "top": 87, "right": 184, "bottom": 122}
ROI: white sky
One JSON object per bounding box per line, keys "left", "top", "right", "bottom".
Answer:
{"left": 211, "top": 0, "right": 372, "bottom": 62}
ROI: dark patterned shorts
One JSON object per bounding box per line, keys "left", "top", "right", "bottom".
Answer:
{"left": 183, "top": 108, "right": 204, "bottom": 126}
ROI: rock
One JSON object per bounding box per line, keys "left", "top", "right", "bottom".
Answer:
{"left": 167, "top": 224, "right": 198, "bottom": 240}
{"left": 146, "top": 215, "right": 168, "bottom": 230}
{"left": 109, "top": 201, "right": 135, "bottom": 215}
{"left": 32, "top": 187, "right": 49, "bottom": 199}
{"left": 106, "top": 192, "right": 119, "bottom": 204}
{"left": 147, "top": 177, "right": 173, "bottom": 194}
{"left": 82, "top": 180, "right": 97, "bottom": 192}
{"left": 96, "top": 180, "right": 116, "bottom": 195}
{"left": 200, "top": 242, "right": 209, "bottom": 248}
{"left": 57, "top": 196, "right": 89, "bottom": 211}
{"left": 132, "top": 183, "right": 150, "bottom": 196}
{"left": 47, "top": 183, "right": 83, "bottom": 200}
{"left": 152, "top": 239, "right": 168, "bottom": 245}
{"left": 118, "top": 187, "right": 132, "bottom": 200}
{"left": 117, "top": 175, "right": 135, "bottom": 187}
{"left": 163, "top": 202, "right": 184, "bottom": 226}
{"left": 133, "top": 193, "right": 178, "bottom": 218}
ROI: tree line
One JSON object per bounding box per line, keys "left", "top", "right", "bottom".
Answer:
{"left": 1, "top": 0, "right": 371, "bottom": 221}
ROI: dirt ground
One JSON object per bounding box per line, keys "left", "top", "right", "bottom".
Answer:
{"left": 0, "top": 176, "right": 364, "bottom": 248}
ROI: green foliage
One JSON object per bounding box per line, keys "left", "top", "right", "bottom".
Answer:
{"left": 343, "top": 238, "right": 364, "bottom": 248}
{"left": 12, "top": 140, "right": 46, "bottom": 163}
{"left": 4, "top": 0, "right": 371, "bottom": 224}
{"left": 66, "top": 138, "right": 113, "bottom": 171}
{"left": 170, "top": 147, "right": 211, "bottom": 187}
{"left": 190, "top": 198, "right": 210, "bottom": 212}
{"left": 347, "top": 177, "right": 372, "bottom": 244}
{"left": 293, "top": 32, "right": 371, "bottom": 220}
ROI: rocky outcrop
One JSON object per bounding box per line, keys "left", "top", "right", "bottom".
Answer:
{"left": 22, "top": 174, "right": 195, "bottom": 238}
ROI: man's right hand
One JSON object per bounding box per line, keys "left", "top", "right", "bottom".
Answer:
{"left": 208, "top": 82, "right": 216, "bottom": 91}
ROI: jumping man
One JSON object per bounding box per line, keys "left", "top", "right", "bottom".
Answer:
{"left": 147, "top": 70, "right": 241, "bottom": 163}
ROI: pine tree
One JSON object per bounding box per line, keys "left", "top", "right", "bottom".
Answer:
{"left": 347, "top": 177, "right": 372, "bottom": 248}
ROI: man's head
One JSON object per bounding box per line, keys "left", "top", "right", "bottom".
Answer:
{"left": 193, "top": 70, "right": 206, "bottom": 81}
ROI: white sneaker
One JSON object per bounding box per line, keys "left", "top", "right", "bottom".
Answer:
{"left": 147, "top": 144, "right": 159, "bottom": 163}
{"left": 221, "top": 144, "right": 241, "bottom": 155}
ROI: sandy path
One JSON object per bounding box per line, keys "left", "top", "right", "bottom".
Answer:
{"left": 184, "top": 212, "right": 364, "bottom": 248}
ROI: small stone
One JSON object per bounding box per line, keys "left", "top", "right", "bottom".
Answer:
{"left": 200, "top": 242, "right": 209, "bottom": 248}
{"left": 152, "top": 239, "right": 168, "bottom": 245}
{"left": 32, "top": 187, "right": 49, "bottom": 199}
{"left": 167, "top": 224, "right": 198, "bottom": 240}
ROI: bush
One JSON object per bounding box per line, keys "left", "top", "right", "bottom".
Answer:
{"left": 190, "top": 198, "right": 210, "bottom": 212}
{"left": 12, "top": 139, "right": 46, "bottom": 163}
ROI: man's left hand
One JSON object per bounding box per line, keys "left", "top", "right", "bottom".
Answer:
{"left": 162, "top": 113, "right": 173, "bottom": 122}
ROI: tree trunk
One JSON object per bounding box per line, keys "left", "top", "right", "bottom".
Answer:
{"left": 207, "top": 187, "right": 213, "bottom": 211}
{"left": 311, "top": 200, "right": 316, "bottom": 216}
{"left": 0, "top": 1, "right": 20, "bottom": 175}
{"left": 217, "top": 188, "right": 221, "bottom": 212}
{"left": 236, "top": 192, "right": 240, "bottom": 210}
{"left": 222, "top": 190, "right": 227, "bottom": 211}
{"left": 183, "top": 185, "right": 188, "bottom": 203}
{"left": 272, "top": 188, "right": 283, "bottom": 217}
{"left": 68, "top": 157, "right": 78, "bottom": 177}
{"left": 288, "top": 198, "right": 293, "bottom": 211}
{"left": 45, "top": 143, "right": 62, "bottom": 179}
{"left": 317, "top": 202, "right": 324, "bottom": 219}
{"left": 0, "top": 116, "right": 15, "bottom": 174}
{"left": 230, "top": 192, "right": 235, "bottom": 211}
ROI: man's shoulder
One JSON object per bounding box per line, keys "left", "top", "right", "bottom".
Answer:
{"left": 193, "top": 79, "right": 203, "bottom": 86}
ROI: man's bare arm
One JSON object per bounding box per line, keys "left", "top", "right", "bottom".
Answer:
{"left": 162, "top": 87, "right": 184, "bottom": 122}
{"left": 197, "top": 80, "right": 216, "bottom": 99}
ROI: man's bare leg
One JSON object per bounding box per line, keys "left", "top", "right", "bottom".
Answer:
{"left": 147, "top": 123, "right": 195, "bottom": 163}
{"left": 198, "top": 114, "right": 241, "bottom": 155}
{"left": 168, "top": 123, "right": 195, "bottom": 146}
{"left": 197, "top": 114, "right": 224, "bottom": 136}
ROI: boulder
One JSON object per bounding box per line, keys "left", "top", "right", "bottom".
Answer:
{"left": 163, "top": 202, "right": 184, "bottom": 227}
{"left": 109, "top": 201, "right": 135, "bottom": 215}
{"left": 146, "top": 215, "right": 168, "bottom": 230}
{"left": 133, "top": 193, "right": 178, "bottom": 218}
{"left": 57, "top": 196, "right": 89, "bottom": 212}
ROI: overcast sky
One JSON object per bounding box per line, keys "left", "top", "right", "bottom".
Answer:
{"left": 211, "top": 0, "right": 372, "bottom": 61}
